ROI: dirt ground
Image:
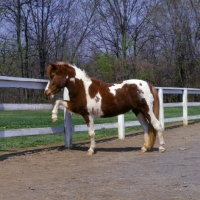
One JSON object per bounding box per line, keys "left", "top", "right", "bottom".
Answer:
{"left": 0, "top": 123, "right": 200, "bottom": 200}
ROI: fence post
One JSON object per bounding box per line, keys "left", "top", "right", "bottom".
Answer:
{"left": 63, "top": 88, "right": 73, "bottom": 149}
{"left": 118, "top": 114, "right": 125, "bottom": 139}
{"left": 183, "top": 89, "right": 188, "bottom": 126}
{"left": 158, "top": 88, "right": 164, "bottom": 129}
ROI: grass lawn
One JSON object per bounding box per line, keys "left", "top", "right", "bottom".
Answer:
{"left": 0, "top": 106, "right": 199, "bottom": 150}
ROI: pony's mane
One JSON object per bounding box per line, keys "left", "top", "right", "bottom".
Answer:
{"left": 48, "top": 61, "right": 90, "bottom": 81}
{"left": 73, "top": 65, "right": 89, "bottom": 80}
{"left": 60, "top": 62, "right": 90, "bottom": 81}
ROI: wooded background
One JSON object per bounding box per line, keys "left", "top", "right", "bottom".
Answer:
{"left": 0, "top": 0, "right": 200, "bottom": 103}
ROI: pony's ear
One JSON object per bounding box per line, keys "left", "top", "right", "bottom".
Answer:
{"left": 50, "top": 63, "right": 57, "bottom": 69}
{"left": 46, "top": 63, "right": 57, "bottom": 76}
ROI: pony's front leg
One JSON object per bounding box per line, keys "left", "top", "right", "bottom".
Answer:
{"left": 52, "top": 100, "right": 68, "bottom": 122}
{"left": 87, "top": 115, "right": 96, "bottom": 155}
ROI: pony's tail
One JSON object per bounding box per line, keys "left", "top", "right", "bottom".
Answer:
{"left": 146, "top": 85, "right": 159, "bottom": 150}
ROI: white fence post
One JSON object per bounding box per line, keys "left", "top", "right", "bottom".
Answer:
{"left": 183, "top": 89, "right": 188, "bottom": 126}
{"left": 63, "top": 88, "right": 73, "bottom": 149}
{"left": 158, "top": 88, "right": 164, "bottom": 129}
{"left": 118, "top": 114, "right": 125, "bottom": 139}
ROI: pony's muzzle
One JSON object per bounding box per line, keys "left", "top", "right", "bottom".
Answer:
{"left": 44, "top": 90, "right": 54, "bottom": 99}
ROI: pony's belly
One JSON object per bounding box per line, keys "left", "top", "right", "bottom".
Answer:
{"left": 88, "top": 106, "right": 103, "bottom": 117}
{"left": 86, "top": 97, "right": 103, "bottom": 117}
{"left": 101, "top": 107, "right": 131, "bottom": 118}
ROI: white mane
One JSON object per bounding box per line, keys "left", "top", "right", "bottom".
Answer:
{"left": 71, "top": 64, "right": 90, "bottom": 82}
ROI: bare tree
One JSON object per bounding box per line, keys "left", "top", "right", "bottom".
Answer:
{"left": 87, "top": 0, "right": 159, "bottom": 80}
{"left": 145, "top": 0, "right": 200, "bottom": 87}
{"left": 0, "top": 0, "right": 30, "bottom": 77}
{"left": 93, "top": 0, "right": 156, "bottom": 58}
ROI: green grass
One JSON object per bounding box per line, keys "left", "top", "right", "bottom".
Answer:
{"left": 0, "top": 106, "right": 199, "bottom": 150}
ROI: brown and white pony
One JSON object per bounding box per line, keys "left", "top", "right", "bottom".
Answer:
{"left": 45, "top": 62, "right": 165, "bottom": 155}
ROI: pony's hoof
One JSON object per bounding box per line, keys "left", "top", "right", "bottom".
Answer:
{"left": 159, "top": 147, "right": 166, "bottom": 153}
{"left": 87, "top": 148, "right": 94, "bottom": 156}
{"left": 52, "top": 117, "right": 58, "bottom": 122}
{"left": 141, "top": 147, "right": 147, "bottom": 153}
{"left": 87, "top": 149, "right": 94, "bottom": 156}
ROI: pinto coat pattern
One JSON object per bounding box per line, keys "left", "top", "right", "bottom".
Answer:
{"left": 45, "top": 62, "right": 165, "bottom": 155}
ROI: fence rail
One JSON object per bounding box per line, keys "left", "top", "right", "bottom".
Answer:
{"left": 1, "top": 76, "right": 200, "bottom": 148}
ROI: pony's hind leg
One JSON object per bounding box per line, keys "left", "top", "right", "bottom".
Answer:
{"left": 157, "top": 130, "right": 165, "bottom": 152}
{"left": 137, "top": 113, "right": 149, "bottom": 152}
{"left": 148, "top": 112, "right": 166, "bottom": 152}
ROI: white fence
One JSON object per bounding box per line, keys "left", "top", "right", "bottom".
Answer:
{"left": 0, "top": 76, "right": 200, "bottom": 148}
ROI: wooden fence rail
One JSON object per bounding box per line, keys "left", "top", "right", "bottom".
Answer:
{"left": 1, "top": 76, "right": 200, "bottom": 148}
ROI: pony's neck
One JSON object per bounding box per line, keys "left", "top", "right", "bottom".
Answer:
{"left": 65, "top": 65, "right": 91, "bottom": 98}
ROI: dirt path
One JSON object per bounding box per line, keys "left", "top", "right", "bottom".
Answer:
{"left": 0, "top": 123, "right": 200, "bottom": 200}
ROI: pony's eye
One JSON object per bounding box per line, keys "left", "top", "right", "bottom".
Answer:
{"left": 50, "top": 72, "right": 56, "bottom": 78}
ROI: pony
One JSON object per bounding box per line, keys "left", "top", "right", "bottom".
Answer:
{"left": 45, "top": 62, "right": 165, "bottom": 155}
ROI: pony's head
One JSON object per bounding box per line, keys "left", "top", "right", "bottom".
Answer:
{"left": 44, "top": 62, "right": 75, "bottom": 98}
